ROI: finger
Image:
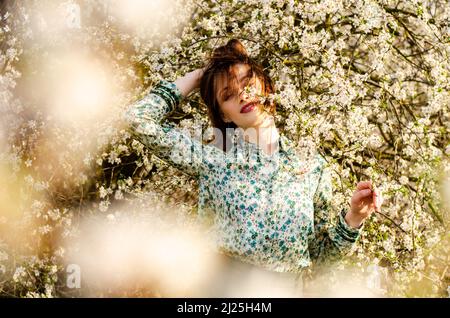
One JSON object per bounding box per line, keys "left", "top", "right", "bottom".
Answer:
{"left": 354, "top": 188, "right": 373, "bottom": 202}
{"left": 356, "top": 181, "right": 372, "bottom": 191}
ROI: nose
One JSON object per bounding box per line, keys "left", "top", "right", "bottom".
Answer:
{"left": 238, "top": 84, "right": 248, "bottom": 103}
{"left": 239, "top": 91, "right": 245, "bottom": 103}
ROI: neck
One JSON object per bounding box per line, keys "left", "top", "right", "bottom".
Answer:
{"left": 243, "top": 115, "right": 279, "bottom": 155}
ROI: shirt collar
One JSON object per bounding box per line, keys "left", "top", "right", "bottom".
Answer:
{"left": 232, "top": 129, "right": 295, "bottom": 158}
{"left": 228, "top": 129, "right": 320, "bottom": 176}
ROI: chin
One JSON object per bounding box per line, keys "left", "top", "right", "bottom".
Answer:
{"left": 239, "top": 118, "right": 264, "bottom": 130}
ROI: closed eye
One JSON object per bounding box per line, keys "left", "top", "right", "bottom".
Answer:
{"left": 221, "top": 72, "right": 254, "bottom": 102}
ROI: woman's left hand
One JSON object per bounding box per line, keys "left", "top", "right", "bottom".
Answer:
{"left": 345, "top": 180, "right": 384, "bottom": 228}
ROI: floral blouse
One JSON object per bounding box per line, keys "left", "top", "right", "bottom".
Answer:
{"left": 123, "top": 80, "right": 363, "bottom": 273}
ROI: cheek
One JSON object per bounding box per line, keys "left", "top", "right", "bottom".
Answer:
{"left": 221, "top": 101, "right": 238, "bottom": 113}
{"left": 219, "top": 102, "right": 236, "bottom": 119}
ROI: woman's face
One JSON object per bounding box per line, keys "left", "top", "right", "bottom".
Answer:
{"left": 215, "top": 63, "right": 269, "bottom": 130}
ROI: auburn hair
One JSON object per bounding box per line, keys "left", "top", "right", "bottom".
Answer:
{"left": 199, "top": 39, "right": 276, "bottom": 152}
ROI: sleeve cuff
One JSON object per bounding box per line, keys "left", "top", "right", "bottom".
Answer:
{"left": 151, "top": 80, "right": 183, "bottom": 112}
{"left": 336, "top": 209, "right": 363, "bottom": 242}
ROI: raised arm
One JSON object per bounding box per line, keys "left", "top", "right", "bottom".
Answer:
{"left": 174, "top": 69, "right": 204, "bottom": 98}
{"left": 308, "top": 156, "right": 363, "bottom": 266}
{"left": 123, "top": 69, "right": 221, "bottom": 177}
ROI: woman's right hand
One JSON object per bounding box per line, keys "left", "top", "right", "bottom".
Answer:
{"left": 192, "top": 66, "right": 207, "bottom": 89}
{"left": 174, "top": 67, "right": 206, "bottom": 98}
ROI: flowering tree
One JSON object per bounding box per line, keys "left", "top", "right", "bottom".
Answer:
{"left": 0, "top": 0, "right": 449, "bottom": 297}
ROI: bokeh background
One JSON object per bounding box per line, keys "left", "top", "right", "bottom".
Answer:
{"left": 0, "top": 0, "right": 449, "bottom": 297}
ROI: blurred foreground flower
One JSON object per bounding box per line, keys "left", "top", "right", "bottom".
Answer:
{"left": 63, "top": 203, "right": 221, "bottom": 297}
{"left": 37, "top": 52, "right": 115, "bottom": 126}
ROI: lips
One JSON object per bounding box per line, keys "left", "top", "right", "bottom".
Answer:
{"left": 240, "top": 101, "right": 257, "bottom": 113}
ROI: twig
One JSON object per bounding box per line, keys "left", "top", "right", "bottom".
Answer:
{"left": 375, "top": 210, "right": 408, "bottom": 234}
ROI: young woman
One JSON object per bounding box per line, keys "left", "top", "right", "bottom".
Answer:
{"left": 124, "top": 39, "right": 384, "bottom": 296}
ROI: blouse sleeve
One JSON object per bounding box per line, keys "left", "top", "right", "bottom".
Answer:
{"left": 308, "top": 156, "right": 363, "bottom": 266}
{"left": 123, "top": 80, "right": 224, "bottom": 178}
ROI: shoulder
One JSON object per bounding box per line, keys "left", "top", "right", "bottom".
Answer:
{"left": 315, "top": 153, "right": 328, "bottom": 170}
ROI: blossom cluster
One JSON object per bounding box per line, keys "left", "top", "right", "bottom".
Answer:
{"left": 0, "top": 0, "right": 449, "bottom": 297}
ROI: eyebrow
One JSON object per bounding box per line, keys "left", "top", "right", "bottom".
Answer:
{"left": 220, "top": 69, "right": 252, "bottom": 99}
